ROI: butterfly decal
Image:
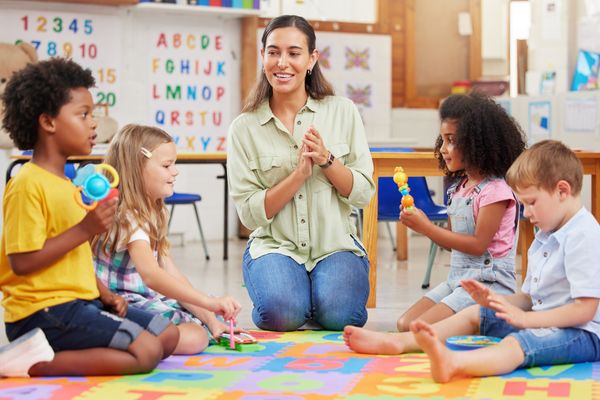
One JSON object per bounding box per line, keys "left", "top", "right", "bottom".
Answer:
{"left": 346, "top": 84, "right": 372, "bottom": 107}
{"left": 345, "top": 47, "right": 370, "bottom": 70}
{"left": 318, "top": 46, "right": 331, "bottom": 69}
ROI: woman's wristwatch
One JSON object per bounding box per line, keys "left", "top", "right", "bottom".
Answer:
{"left": 319, "top": 151, "right": 335, "bottom": 168}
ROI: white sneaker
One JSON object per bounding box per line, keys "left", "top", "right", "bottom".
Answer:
{"left": 0, "top": 328, "right": 55, "bottom": 378}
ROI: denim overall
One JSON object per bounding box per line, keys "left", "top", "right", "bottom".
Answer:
{"left": 425, "top": 177, "right": 518, "bottom": 312}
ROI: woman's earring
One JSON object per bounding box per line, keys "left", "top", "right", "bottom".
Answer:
{"left": 307, "top": 69, "right": 312, "bottom": 75}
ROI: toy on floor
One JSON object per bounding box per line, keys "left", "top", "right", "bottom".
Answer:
{"left": 218, "top": 320, "right": 258, "bottom": 352}
{"left": 446, "top": 335, "right": 501, "bottom": 351}
{"left": 393, "top": 166, "right": 414, "bottom": 210}
{"left": 72, "top": 164, "right": 120, "bottom": 210}
{"left": 229, "top": 319, "right": 235, "bottom": 350}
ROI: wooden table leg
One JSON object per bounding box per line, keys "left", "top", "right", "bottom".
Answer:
{"left": 592, "top": 164, "right": 599, "bottom": 219}
{"left": 396, "top": 222, "right": 408, "bottom": 261}
{"left": 519, "top": 220, "right": 535, "bottom": 280}
{"left": 363, "top": 176, "right": 379, "bottom": 308}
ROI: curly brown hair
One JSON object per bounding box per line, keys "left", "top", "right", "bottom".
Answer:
{"left": 434, "top": 92, "right": 526, "bottom": 180}
{"left": 2, "top": 57, "right": 95, "bottom": 150}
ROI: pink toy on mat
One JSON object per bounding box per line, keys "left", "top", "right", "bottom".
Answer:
{"left": 229, "top": 319, "right": 235, "bottom": 350}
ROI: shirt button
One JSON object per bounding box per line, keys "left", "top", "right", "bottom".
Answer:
{"left": 543, "top": 252, "right": 548, "bottom": 257}
{"left": 300, "top": 219, "right": 306, "bottom": 224}
{"left": 294, "top": 144, "right": 298, "bottom": 149}
{"left": 533, "top": 277, "right": 538, "bottom": 283}
{"left": 301, "top": 243, "right": 306, "bottom": 247}
{"left": 484, "top": 259, "right": 491, "bottom": 265}
{"left": 297, "top": 120, "right": 301, "bottom": 125}
{"left": 298, "top": 194, "right": 303, "bottom": 199}
{"left": 538, "top": 299, "right": 543, "bottom": 304}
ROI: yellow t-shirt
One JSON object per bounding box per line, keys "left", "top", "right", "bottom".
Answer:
{"left": 0, "top": 163, "right": 99, "bottom": 322}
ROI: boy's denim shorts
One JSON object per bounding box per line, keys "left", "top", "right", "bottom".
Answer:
{"left": 480, "top": 307, "right": 600, "bottom": 368}
{"left": 5, "top": 299, "right": 170, "bottom": 352}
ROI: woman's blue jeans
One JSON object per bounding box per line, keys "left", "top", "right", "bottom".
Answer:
{"left": 242, "top": 243, "right": 370, "bottom": 332}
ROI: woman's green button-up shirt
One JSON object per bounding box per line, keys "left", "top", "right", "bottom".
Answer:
{"left": 227, "top": 96, "right": 375, "bottom": 271}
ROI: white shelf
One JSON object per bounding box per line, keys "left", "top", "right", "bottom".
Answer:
{"left": 131, "top": 2, "right": 261, "bottom": 18}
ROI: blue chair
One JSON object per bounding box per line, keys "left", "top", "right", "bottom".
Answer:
{"left": 378, "top": 176, "right": 447, "bottom": 288}
{"left": 165, "top": 192, "right": 210, "bottom": 260}
{"left": 370, "top": 147, "right": 448, "bottom": 289}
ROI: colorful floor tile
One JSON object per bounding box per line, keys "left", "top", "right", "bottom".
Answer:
{"left": 2, "top": 330, "right": 599, "bottom": 399}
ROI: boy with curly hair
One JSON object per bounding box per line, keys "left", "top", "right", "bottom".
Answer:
{"left": 0, "top": 58, "right": 179, "bottom": 377}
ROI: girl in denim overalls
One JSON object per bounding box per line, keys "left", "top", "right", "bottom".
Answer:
{"left": 394, "top": 93, "right": 527, "bottom": 332}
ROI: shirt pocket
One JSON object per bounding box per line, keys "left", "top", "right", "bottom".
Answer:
{"left": 449, "top": 214, "right": 470, "bottom": 234}
{"left": 248, "top": 155, "right": 287, "bottom": 188}
{"left": 312, "top": 143, "right": 351, "bottom": 192}
{"left": 330, "top": 143, "right": 350, "bottom": 164}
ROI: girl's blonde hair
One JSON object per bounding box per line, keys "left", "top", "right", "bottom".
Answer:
{"left": 93, "top": 124, "right": 174, "bottom": 259}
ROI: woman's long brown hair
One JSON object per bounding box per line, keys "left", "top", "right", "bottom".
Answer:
{"left": 242, "top": 14, "right": 334, "bottom": 112}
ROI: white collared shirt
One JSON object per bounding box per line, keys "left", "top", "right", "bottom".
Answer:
{"left": 523, "top": 207, "right": 600, "bottom": 337}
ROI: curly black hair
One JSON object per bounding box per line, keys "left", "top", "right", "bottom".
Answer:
{"left": 434, "top": 92, "right": 526, "bottom": 179}
{"left": 1, "top": 57, "right": 95, "bottom": 150}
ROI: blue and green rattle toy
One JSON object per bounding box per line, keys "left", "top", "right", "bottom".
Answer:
{"left": 72, "top": 163, "right": 120, "bottom": 210}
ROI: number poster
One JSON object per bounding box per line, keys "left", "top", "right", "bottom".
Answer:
{"left": 0, "top": 2, "right": 123, "bottom": 124}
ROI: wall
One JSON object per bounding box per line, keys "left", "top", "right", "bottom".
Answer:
{"left": 411, "top": 0, "right": 471, "bottom": 100}
{"left": 526, "top": 0, "right": 572, "bottom": 94}
{"left": 481, "top": 0, "right": 508, "bottom": 78}
{"left": 259, "top": 0, "right": 377, "bottom": 23}
{"left": 2, "top": 0, "right": 599, "bottom": 242}
{"left": 0, "top": 0, "right": 244, "bottom": 243}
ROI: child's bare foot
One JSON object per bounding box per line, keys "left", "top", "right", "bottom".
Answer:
{"left": 343, "top": 326, "right": 405, "bottom": 355}
{"left": 410, "top": 320, "right": 460, "bottom": 383}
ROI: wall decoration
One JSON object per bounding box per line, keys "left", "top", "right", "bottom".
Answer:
{"left": 142, "top": 25, "right": 233, "bottom": 153}
{"left": 0, "top": 4, "right": 124, "bottom": 124}
{"left": 528, "top": 100, "right": 552, "bottom": 139}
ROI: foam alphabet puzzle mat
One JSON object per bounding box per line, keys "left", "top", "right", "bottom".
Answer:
{"left": 2, "top": 330, "right": 600, "bottom": 399}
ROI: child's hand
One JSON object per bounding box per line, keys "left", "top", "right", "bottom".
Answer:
{"left": 207, "top": 319, "right": 248, "bottom": 339}
{"left": 79, "top": 198, "right": 118, "bottom": 237}
{"left": 461, "top": 279, "right": 495, "bottom": 307}
{"left": 489, "top": 297, "right": 528, "bottom": 329}
{"left": 399, "top": 206, "right": 431, "bottom": 234}
{"left": 101, "top": 292, "right": 128, "bottom": 318}
{"left": 208, "top": 296, "right": 242, "bottom": 321}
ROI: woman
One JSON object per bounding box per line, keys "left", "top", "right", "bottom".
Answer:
{"left": 227, "top": 15, "right": 375, "bottom": 331}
